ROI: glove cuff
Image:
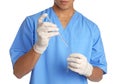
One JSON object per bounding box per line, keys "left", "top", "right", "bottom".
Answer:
{"left": 33, "top": 43, "right": 46, "bottom": 54}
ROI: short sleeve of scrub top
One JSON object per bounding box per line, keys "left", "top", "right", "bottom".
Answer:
{"left": 9, "top": 16, "right": 35, "bottom": 66}
{"left": 90, "top": 25, "right": 107, "bottom": 74}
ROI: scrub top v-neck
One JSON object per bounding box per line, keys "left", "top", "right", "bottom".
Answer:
{"left": 50, "top": 8, "right": 78, "bottom": 33}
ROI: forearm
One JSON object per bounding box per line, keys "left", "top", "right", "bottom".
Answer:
{"left": 13, "top": 48, "right": 40, "bottom": 79}
{"left": 87, "top": 67, "right": 103, "bottom": 82}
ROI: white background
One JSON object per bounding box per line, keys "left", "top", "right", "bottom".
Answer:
{"left": 0, "top": 0, "right": 120, "bottom": 84}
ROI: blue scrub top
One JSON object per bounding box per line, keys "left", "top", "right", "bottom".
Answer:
{"left": 10, "top": 7, "right": 107, "bottom": 84}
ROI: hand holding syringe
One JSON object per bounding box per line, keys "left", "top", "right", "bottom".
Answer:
{"left": 33, "top": 13, "right": 59, "bottom": 54}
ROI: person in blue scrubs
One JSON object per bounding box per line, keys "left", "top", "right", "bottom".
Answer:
{"left": 10, "top": 0, "right": 107, "bottom": 84}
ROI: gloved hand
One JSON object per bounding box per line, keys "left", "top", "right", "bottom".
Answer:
{"left": 33, "top": 13, "right": 59, "bottom": 54}
{"left": 67, "top": 53, "right": 93, "bottom": 77}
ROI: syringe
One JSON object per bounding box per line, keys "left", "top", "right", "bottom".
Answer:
{"left": 46, "top": 14, "right": 69, "bottom": 48}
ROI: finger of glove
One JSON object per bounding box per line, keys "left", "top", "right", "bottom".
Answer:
{"left": 37, "top": 22, "right": 58, "bottom": 32}
{"left": 38, "top": 13, "right": 48, "bottom": 24}
{"left": 37, "top": 27, "right": 59, "bottom": 34}
{"left": 70, "top": 53, "right": 86, "bottom": 60}
{"left": 68, "top": 62, "right": 80, "bottom": 69}
{"left": 37, "top": 30, "right": 59, "bottom": 40}
{"left": 67, "top": 57, "right": 82, "bottom": 64}
{"left": 46, "top": 26, "right": 59, "bottom": 33}
{"left": 41, "top": 22, "right": 57, "bottom": 27}
{"left": 68, "top": 66, "right": 80, "bottom": 74}
{"left": 68, "top": 57, "right": 88, "bottom": 69}
{"left": 47, "top": 31, "right": 59, "bottom": 38}
{"left": 68, "top": 66, "right": 86, "bottom": 75}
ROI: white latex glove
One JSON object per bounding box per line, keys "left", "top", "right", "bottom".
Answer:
{"left": 33, "top": 13, "right": 59, "bottom": 54}
{"left": 67, "top": 53, "right": 93, "bottom": 77}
